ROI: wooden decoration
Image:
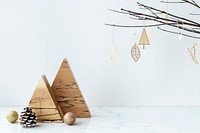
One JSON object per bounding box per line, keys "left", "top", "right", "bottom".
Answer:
{"left": 131, "top": 43, "right": 141, "bottom": 62}
{"left": 109, "top": 45, "right": 118, "bottom": 62}
{"left": 188, "top": 44, "right": 199, "bottom": 64}
{"left": 64, "top": 112, "right": 76, "bottom": 125}
{"left": 52, "top": 58, "right": 91, "bottom": 118}
{"left": 29, "top": 75, "right": 63, "bottom": 122}
{"left": 139, "top": 28, "right": 150, "bottom": 49}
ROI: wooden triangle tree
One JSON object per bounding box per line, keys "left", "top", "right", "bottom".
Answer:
{"left": 52, "top": 58, "right": 91, "bottom": 118}
{"left": 139, "top": 28, "right": 150, "bottom": 49}
{"left": 29, "top": 75, "right": 63, "bottom": 122}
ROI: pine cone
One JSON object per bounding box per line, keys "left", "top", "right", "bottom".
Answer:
{"left": 20, "top": 107, "right": 37, "bottom": 127}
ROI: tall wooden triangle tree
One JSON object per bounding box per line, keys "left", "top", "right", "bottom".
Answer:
{"left": 29, "top": 75, "right": 63, "bottom": 122}
{"left": 52, "top": 58, "right": 91, "bottom": 118}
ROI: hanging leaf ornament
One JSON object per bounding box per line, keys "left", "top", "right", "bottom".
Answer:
{"left": 188, "top": 44, "right": 198, "bottom": 64}
{"left": 109, "top": 45, "right": 118, "bottom": 62}
{"left": 131, "top": 43, "right": 141, "bottom": 62}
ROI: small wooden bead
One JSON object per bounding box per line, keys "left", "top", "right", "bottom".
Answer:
{"left": 64, "top": 112, "right": 76, "bottom": 125}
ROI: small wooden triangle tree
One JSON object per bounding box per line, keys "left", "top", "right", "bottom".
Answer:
{"left": 139, "top": 28, "right": 150, "bottom": 49}
{"left": 29, "top": 75, "right": 63, "bottom": 122}
{"left": 52, "top": 58, "right": 91, "bottom": 118}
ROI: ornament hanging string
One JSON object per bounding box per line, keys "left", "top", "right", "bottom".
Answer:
{"left": 112, "top": 26, "right": 116, "bottom": 47}
{"left": 192, "top": 29, "right": 196, "bottom": 58}
{"left": 134, "top": 29, "right": 137, "bottom": 43}
{"left": 143, "top": 9, "right": 146, "bottom": 27}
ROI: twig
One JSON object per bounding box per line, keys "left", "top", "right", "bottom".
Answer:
{"left": 107, "top": 1, "right": 200, "bottom": 39}
{"left": 161, "top": 1, "right": 185, "bottom": 3}
{"left": 158, "top": 27, "right": 200, "bottom": 39}
{"left": 189, "top": 13, "right": 200, "bottom": 15}
{"left": 120, "top": 8, "right": 200, "bottom": 28}
{"left": 182, "top": 0, "right": 200, "bottom": 9}
{"left": 105, "top": 23, "right": 173, "bottom": 28}
{"left": 136, "top": 2, "right": 200, "bottom": 26}
{"left": 109, "top": 7, "right": 200, "bottom": 34}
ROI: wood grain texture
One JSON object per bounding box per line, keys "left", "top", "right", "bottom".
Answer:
{"left": 29, "top": 75, "right": 63, "bottom": 122}
{"left": 52, "top": 58, "right": 91, "bottom": 118}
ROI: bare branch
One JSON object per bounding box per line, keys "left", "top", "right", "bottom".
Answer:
{"left": 136, "top": 2, "right": 200, "bottom": 26}
{"left": 106, "top": 1, "right": 200, "bottom": 39}
{"left": 120, "top": 8, "right": 200, "bottom": 27}
{"left": 182, "top": 0, "right": 200, "bottom": 9}
{"left": 108, "top": 9, "right": 129, "bottom": 15}
{"left": 161, "top": 0, "right": 200, "bottom": 9}
{"left": 158, "top": 27, "right": 200, "bottom": 39}
{"left": 161, "top": 1, "right": 185, "bottom": 3}
{"left": 189, "top": 13, "right": 200, "bottom": 15}
{"left": 105, "top": 23, "right": 173, "bottom": 28}
{"left": 141, "top": 4, "right": 158, "bottom": 17}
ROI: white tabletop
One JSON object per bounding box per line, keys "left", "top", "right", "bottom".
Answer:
{"left": 1, "top": 107, "right": 200, "bottom": 133}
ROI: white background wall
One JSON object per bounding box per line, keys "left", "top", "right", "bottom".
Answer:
{"left": 0, "top": 0, "right": 200, "bottom": 107}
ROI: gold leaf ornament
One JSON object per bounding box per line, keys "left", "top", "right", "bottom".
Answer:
{"left": 131, "top": 43, "right": 141, "bottom": 62}
{"left": 188, "top": 44, "right": 198, "bottom": 64}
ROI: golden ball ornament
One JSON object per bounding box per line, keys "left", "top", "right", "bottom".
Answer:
{"left": 64, "top": 112, "right": 76, "bottom": 125}
{"left": 6, "top": 110, "right": 18, "bottom": 123}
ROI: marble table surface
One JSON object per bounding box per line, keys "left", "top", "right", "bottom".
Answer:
{"left": 1, "top": 107, "right": 200, "bottom": 133}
